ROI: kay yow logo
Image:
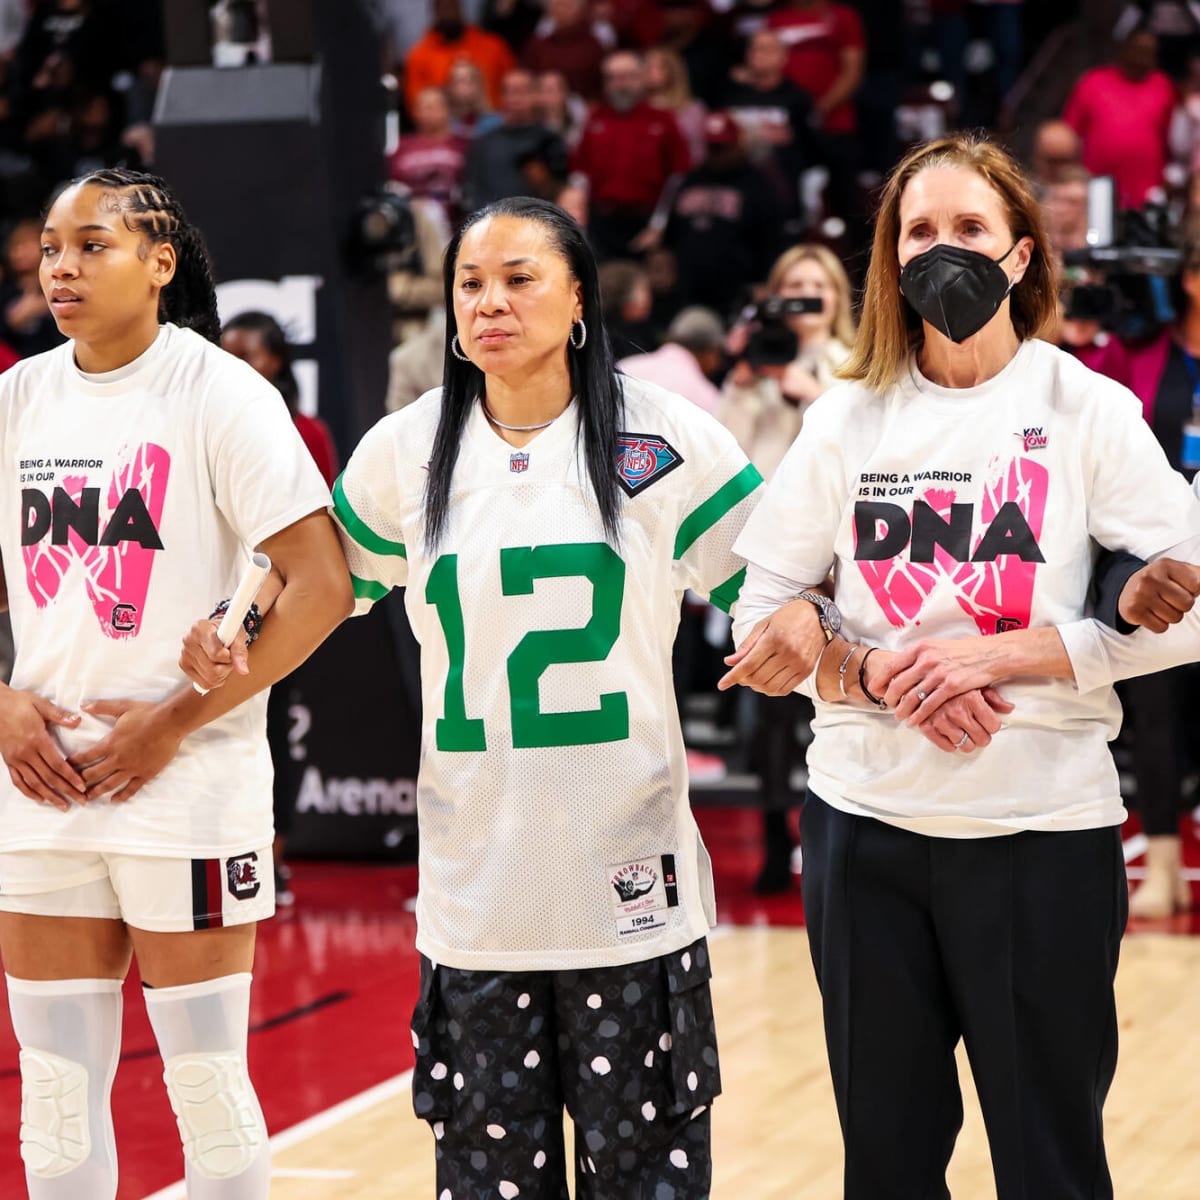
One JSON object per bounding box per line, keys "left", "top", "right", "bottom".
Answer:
{"left": 1017, "top": 426, "right": 1048, "bottom": 452}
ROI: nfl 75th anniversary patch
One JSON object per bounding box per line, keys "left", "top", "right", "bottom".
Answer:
{"left": 614, "top": 433, "right": 684, "bottom": 496}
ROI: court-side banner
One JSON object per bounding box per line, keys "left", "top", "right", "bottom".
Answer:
{"left": 281, "top": 599, "right": 420, "bottom": 861}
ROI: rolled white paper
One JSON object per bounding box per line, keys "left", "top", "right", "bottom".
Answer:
{"left": 193, "top": 552, "right": 272, "bottom": 694}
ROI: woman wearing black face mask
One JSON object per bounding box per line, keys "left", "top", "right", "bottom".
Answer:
{"left": 719, "top": 133, "right": 1200, "bottom": 1198}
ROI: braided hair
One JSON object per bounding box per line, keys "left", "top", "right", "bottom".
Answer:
{"left": 72, "top": 168, "right": 221, "bottom": 343}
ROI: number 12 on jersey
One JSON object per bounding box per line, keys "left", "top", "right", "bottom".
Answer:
{"left": 425, "top": 542, "right": 629, "bottom": 751}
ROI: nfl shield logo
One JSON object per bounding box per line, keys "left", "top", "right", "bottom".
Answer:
{"left": 509, "top": 452, "right": 530, "bottom": 473}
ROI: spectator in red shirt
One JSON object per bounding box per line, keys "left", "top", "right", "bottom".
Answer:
{"left": 522, "top": 0, "right": 606, "bottom": 102}
{"left": 766, "top": 0, "right": 865, "bottom": 236}
{"left": 571, "top": 49, "right": 693, "bottom": 259}
{"left": 387, "top": 86, "right": 468, "bottom": 228}
{"left": 404, "top": 0, "right": 517, "bottom": 115}
{"left": 1063, "top": 23, "right": 1176, "bottom": 210}
{"left": 767, "top": 0, "right": 864, "bottom": 135}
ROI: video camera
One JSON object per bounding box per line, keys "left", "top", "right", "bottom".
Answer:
{"left": 1061, "top": 176, "right": 1182, "bottom": 339}
{"left": 740, "top": 296, "right": 824, "bottom": 367}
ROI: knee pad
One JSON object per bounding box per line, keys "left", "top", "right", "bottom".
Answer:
{"left": 18, "top": 1047, "right": 91, "bottom": 1179}
{"left": 162, "top": 1051, "right": 266, "bottom": 1180}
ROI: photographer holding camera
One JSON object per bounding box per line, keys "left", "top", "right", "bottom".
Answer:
{"left": 720, "top": 243, "right": 856, "bottom": 481}
{"left": 718, "top": 242, "right": 856, "bottom": 891}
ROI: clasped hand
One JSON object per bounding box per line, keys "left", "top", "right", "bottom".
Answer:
{"left": 719, "top": 604, "right": 1013, "bottom": 754}
{"left": 0, "top": 685, "right": 184, "bottom": 807}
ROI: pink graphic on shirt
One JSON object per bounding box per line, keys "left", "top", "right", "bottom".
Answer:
{"left": 853, "top": 456, "right": 1049, "bottom": 635}
{"left": 20, "top": 442, "right": 171, "bottom": 639}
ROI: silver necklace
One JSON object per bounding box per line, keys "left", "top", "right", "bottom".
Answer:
{"left": 483, "top": 402, "right": 556, "bottom": 432}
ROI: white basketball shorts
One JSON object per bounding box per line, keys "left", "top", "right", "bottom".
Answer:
{"left": 0, "top": 847, "right": 275, "bottom": 931}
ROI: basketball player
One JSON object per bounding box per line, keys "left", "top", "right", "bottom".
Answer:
{"left": 0, "top": 169, "right": 353, "bottom": 1200}
{"left": 186, "top": 196, "right": 761, "bottom": 1198}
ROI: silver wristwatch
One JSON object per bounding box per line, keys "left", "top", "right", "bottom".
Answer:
{"left": 795, "top": 591, "right": 842, "bottom": 642}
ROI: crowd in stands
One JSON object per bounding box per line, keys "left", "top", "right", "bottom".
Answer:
{"left": 0, "top": 0, "right": 163, "bottom": 363}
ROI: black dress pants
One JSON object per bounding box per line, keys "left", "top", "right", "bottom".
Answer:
{"left": 800, "top": 792, "right": 1127, "bottom": 1200}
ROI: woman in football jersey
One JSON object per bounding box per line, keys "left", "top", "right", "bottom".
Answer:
{"left": 0, "top": 168, "right": 352, "bottom": 1200}
{"left": 188, "top": 194, "right": 761, "bottom": 1198}
{"left": 724, "top": 133, "right": 1200, "bottom": 1199}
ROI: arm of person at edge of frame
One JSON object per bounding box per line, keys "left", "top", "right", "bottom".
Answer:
{"left": 0, "top": 547, "right": 93, "bottom": 811}
{"left": 1095, "top": 549, "right": 1200, "bottom": 635}
{"left": 877, "top": 533, "right": 1200, "bottom": 728}
{"left": 720, "top": 561, "right": 1014, "bottom": 754}
{"left": 65, "top": 510, "right": 355, "bottom": 803}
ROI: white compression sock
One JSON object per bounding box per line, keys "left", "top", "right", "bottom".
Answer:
{"left": 143, "top": 973, "right": 270, "bottom": 1200}
{"left": 5, "top": 975, "right": 123, "bottom": 1200}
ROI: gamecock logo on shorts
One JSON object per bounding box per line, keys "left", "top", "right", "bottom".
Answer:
{"left": 226, "top": 852, "right": 261, "bottom": 901}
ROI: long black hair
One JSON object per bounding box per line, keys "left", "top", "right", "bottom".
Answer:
{"left": 72, "top": 167, "right": 221, "bottom": 343}
{"left": 220, "top": 309, "right": 300, "bottom": 410}
{"left": 424, "top": 196, "right": 625, "bottom": 550}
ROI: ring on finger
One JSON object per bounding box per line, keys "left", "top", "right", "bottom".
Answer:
{"left": 916, "top": 689, "right": 929, "bottom": 701}
{"left": 953, "top": 730, "right": 971, "bottom": 750}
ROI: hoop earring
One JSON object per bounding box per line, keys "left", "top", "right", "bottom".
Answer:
{"left": 451, "top": 335, "right": 470, "bottom": 362}
{"left": 569, "top": 319, "right": 587, "bottom": 350}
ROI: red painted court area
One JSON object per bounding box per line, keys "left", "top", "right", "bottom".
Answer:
{"left": 0, "top": 808, "right": 1197, "bottom": 1198}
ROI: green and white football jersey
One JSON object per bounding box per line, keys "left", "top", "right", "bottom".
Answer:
{"left": 333, "top": 375, "right": 762, "bottom": 970}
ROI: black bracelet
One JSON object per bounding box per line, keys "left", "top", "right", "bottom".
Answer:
{"left": 209, "top": 600, "right": 264, "bottom": 645}
{"left": 858, "top": 647, "right": 888, "bottom": 709}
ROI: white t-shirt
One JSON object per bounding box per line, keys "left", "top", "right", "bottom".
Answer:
{"left": 0, "top": 325, "right": 332, "bottom": 857}
{"left": 734, "top": 338, "right": 1200, "bottom": 837}
{"left": 333, "top": 376, "right": 761, "bottom": 970}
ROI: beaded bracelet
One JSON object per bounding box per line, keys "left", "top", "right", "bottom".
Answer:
{"left": 857, "top": 647, "right": 889, "bottom": 709}
{"left": 209, "top": 600, "right": 264, "bottom": 645}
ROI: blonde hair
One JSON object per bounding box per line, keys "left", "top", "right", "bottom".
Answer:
{"left": 841, "top": 132, "right": 1059, "bottom": 392}
{"left": 767, "top": 243, "right": 857, "bottom": 348}
{"left": 645, "top": 48, "right": 693, "bottom": 110}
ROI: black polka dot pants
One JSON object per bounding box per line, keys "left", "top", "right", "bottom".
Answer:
{"left": 410, "top": 938, "right": 720, "bottom": 1199}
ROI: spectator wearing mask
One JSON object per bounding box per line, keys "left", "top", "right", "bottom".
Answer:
{"left": 618, "top": 305, "right": 726, "bottom": 415}
{"left": 522, "top": 0, "right": 606, "bottom": 102}
{"left": 571, "top": 50, "right": 692, "bottom": 259}
{"left": 722, "top": 28, "right": 818, "bottom": 222}
{"left": 645, "top": 46, "right": 708, "bottom": 165}
{"left": 404, "top": 0, "right": 516, "bottom": 115}
{"left": 462, "top": 67, "right": 569, "bottom": 211}
{"left": 767, "top": 0, "right": 865, "bottom": 230}
{"left": 1063, "top": 22, "right": 1175, "bottom": 209}
{"left": 388, "top": 85, "right": 468, "bottom": 228}
{"left": 659, "top": 111, "right": 783, "bottom": 313}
